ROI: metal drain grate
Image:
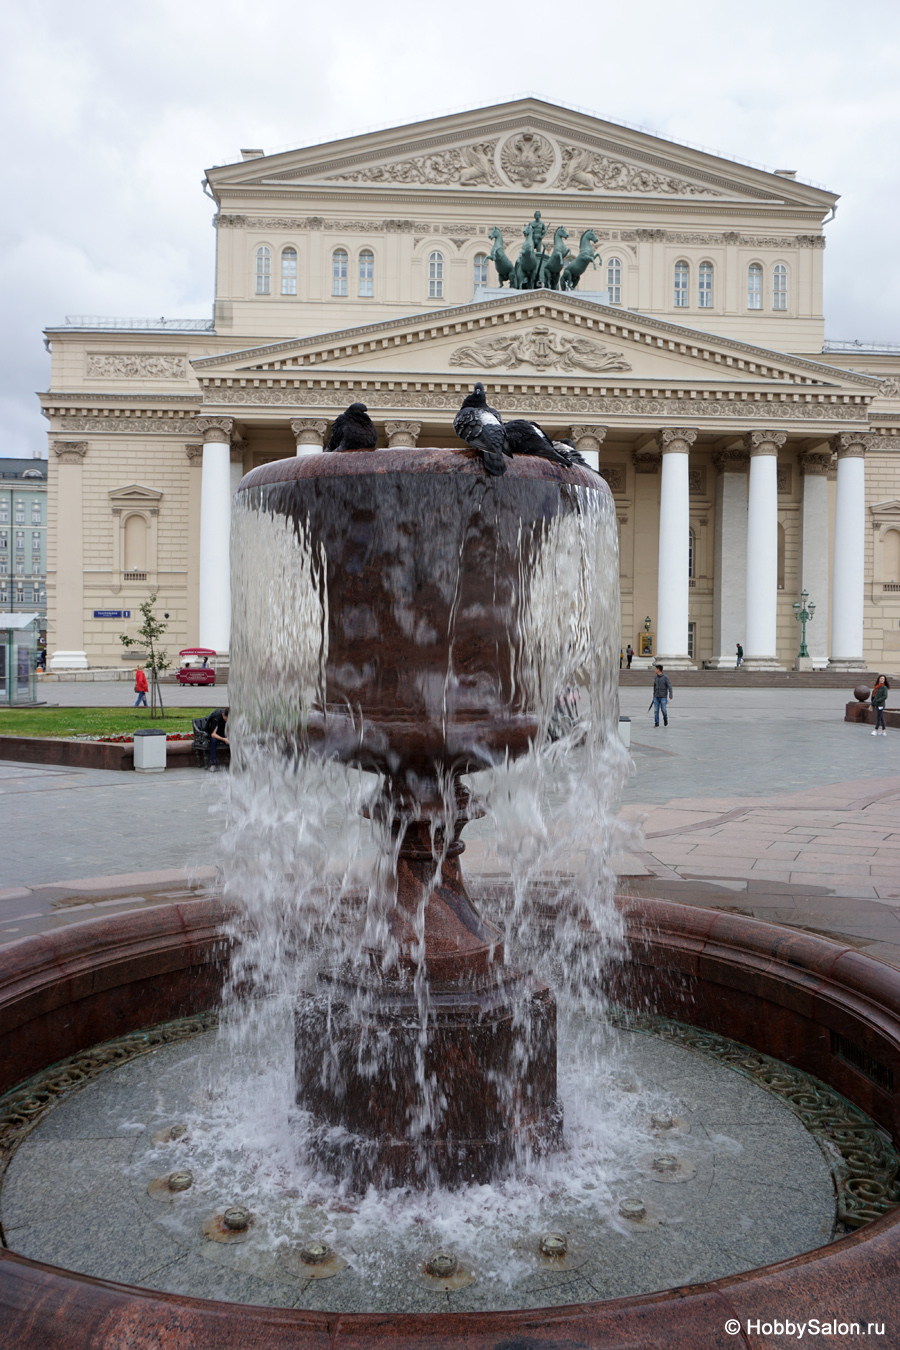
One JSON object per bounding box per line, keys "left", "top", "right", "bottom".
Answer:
{"left": 830, "top": 1031, "right": 895, "bottom": 1092}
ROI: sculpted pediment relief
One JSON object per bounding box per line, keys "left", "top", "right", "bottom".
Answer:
{"left": 448, "top": 325, "right": 630, "bottom": 374}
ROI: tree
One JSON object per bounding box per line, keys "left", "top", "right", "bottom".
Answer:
{"left": 120, "top": 596, "right": 171, "bottom": 718}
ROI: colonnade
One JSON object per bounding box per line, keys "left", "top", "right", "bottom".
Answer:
{"left": 194, "top": 414, "right": 871, "bottom": 669}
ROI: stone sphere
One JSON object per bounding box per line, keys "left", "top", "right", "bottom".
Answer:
{"left": 854, "top": 684, "right": 871, "bottom": 702}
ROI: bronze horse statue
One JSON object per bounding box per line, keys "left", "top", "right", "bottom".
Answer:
{"left": 513, "top": 221, "right": 541, "bottom": 291}
{"left": 487, "top": 227, "right": 515, "bottom": 288}
{"left": 536, "top": 225, "right": 569, "bottom": 291}
{"left": 561, "top": 229, "right": 600, "bottom": 291}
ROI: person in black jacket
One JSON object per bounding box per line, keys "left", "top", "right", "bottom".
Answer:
{"left": 207, "top": 707, "right": 229, "bottom": 770}
{"left": 652, "top": 664, "right": 674, "bottom": 727}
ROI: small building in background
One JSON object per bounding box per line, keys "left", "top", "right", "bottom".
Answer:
{"left": 0, "top": 456, "right": 47, "bottom": 648}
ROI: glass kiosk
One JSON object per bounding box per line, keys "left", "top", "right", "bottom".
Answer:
{"left": 0, "top": 614, "right": 40, "bottom": 705}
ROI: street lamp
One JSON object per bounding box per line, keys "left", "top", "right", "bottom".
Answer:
{"left": 792, "top": 590, "right": 816, "bottom": 659}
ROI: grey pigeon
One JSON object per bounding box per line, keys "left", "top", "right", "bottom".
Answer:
{"left": 327, "top": 402, "right": 378, "bottom": 452}
{"left": 504, "top": 420, "right": 572, "bottom": 467}
{"left": 452, "top": 383, "right": 509, "bottom": 477}
{"left": 552, "top": 435, "right": 594, "bottom": 470}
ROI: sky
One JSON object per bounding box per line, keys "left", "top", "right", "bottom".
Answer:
{"left": 1, "top": 0, "right": 899, "bottom": 458}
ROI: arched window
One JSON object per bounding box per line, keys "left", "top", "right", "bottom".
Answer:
{"left": 428, "top": 251, "right": 444, "bottom": 299}
{"left": 773, "top": 263, "right": 787, "bottom": 311}
{"left": 358, "top": 249, "right": 374, "bottom": 297}
{"left": 255, "top": 246, "right": 271, "bottom": 295}
{"left": 688, "top": 527, "right": 695, "bottom": 579}
{"left": 474, "top": 253, "right": 489, "bottom": 288}
{"left": 883, "top": 528, "right": 900, "bottom": 583}
{"left": 281, "top": 247, "right": 297, "bottom": 296}
{"left": 748, "top": 263, "right": 763, "bottom": 310}
{"left": 332, "top": 249, "right": 348, "bottom": 297}
{"left": 674, "top": 260, "right": 689, "bottom": 308}
{"left": 124, "top": 515, "right": 148, "bottom": 573}
{"left": 698, "top": 261, "right": 713, "bottom": 309}
{"left": 777, "top": 522, "right": 786, "bottom": 590}
{"left": 607, "top": 257, "right": 622, "bottom": 304}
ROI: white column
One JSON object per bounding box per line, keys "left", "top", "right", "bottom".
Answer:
{"left": 743, "top": 430, "right": 786, "bottom": 669}
{"left": 829, "top": 434, "right": 870, "bottom": 669}
{"left": 798, "top": 450, "right": 832, "bottom": 669}
{"left": 197, "top": 416, "right": 234, "bottom": 654}
{"left": 385, "top": 420, "right": 422, "bottom": 449}
{"left": 655, "top": 428, "right": 697, "bottom": 668}
{"left": 48, "top": 441, "right": 89, "bottom": 669}
{"left": 291, "top": 418, "right": 327, "bottom": 455}
{"left": 708, "top": 446, "right": 749, "bottom": 668}
{"left": 570, "top": 423, "right": 608, "bottom": 474}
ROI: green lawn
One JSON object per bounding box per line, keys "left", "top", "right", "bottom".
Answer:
{"left": 0, "top": 707, "right": 212, "bottom": 738}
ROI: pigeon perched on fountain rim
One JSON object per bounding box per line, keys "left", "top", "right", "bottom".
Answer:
{"left": 327, "top": 402, "right": 379, "bottom": 453}
{"left": 452, "top": 382, "right": 510, "bottom": 477}
{"left": 504, "top": 420, "right": 573, "bottom": 467}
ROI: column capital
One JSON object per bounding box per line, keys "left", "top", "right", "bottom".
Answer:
{"left": 385, "top": 420, "right": 421, "bottom": 448}
{"left": 745, "top": 430, "right": 787, "bottom": 456}
{"left": 798, "top": 450, "right": 832, "bottom": 476}
{"left": 657, "top": 427, "right": 698, "bottom": 453}
{"left": 712, "top": 447, "right": 749, "bottom": 472}
{"left": 631, "top": 449, "right": 660, "bottom": 474}
{"left": 291, "top": 418, "right": 328, "bottom": 447}
{"left": 570, "top": 424, "right": 608, "bottom": 453}
{"left": 185, "top": 443, "right": 203, "bottom": 465}
{"left": 830, "top": 433, "right": 873, "bottom": 459}
{"left": 196, "top": 416, "right": 234, "bottom": 444}
{"left": 52, "top": 440, "right": 87, "bottom": 463}
{"left": 230, "top": 437, "right": 248, "bottom": 464}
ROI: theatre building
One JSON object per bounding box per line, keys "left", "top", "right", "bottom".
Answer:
{"left": 40, "top": 98, "right": 900, "bottom": 671}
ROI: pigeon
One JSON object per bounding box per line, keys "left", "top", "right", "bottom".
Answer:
{"left": 504, "top": 420, "right": 573, "bottom": 467}
{"left": 326, "top": 402, "right": 378, "bottom": 452}
{"left": 552, "top": 435, "right": 595, "bottom": 470}
{"left": 452, "top": 383, "right": 510, "bottom": 477}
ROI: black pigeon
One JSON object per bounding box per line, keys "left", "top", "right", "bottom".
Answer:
{"left": 552, "top": 435, "right": 594, "bottom": 470}
{"left": 504, "top": 420, "right": 572, "bottom": 467}
{"left": 452, "top": 382, "right": 509, "bottom": 477}
{"left": 326, "top": 402, "right": 378, "bottom": 452}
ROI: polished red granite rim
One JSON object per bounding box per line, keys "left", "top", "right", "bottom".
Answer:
{"left": 1, "top": 896, "right": 898, "bottom": 1347}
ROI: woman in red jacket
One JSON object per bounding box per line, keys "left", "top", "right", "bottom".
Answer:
{"left": 134, "top": 667, "right": 149, "bottom": 708}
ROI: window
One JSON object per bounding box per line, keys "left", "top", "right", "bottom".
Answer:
{"left": 359, "top": 249, "right": 374, "bottom": 297}
{"left": 748, "top": 263, "right": 763, "bottom": 310}
{"left": 777, "top": 522, "right": 786, "bottom": 589}
{"left": 688, "top": 527, "right": 695, "bottom": 579}
{"left": 773, "top": 263, "right": 787, "bottom": 311}
{"left": 31, "top": 531, "right": 40, "bottom": 550}
{"left": 32, "top": 559, "right": 41, "bottom": 575}
{"left": 698, "top": 261, "right": 713, "bottom": 308}
{"left": 0, "top": 530, "right": 6, "bottom": 550}
{"left": 0, "top": 502, "right": 7, "bottom": 523}
{"left": 607, "top": 257, "right": 622, "bottom": 303}
{"left": 687, "top": 622, "right": 696, "bottom": 660}
{"left": 255, "top": 246, "right": 271, "bottom": 295}
{"left": 428, "top": 251, "right": 444, "bottom": 299}
{"left": 332, "top": 249, "right": 348, "bottom": 297}
{"left": 15, "top": 531, "right": 24, "bottom": 551}
{"left": 14, "top": 502, "right": 24, "bottom": 523}
{"left": 15, "top": 558, "right": 24, "bottom": 574}
{"left": 474, "top": 253, "right": 489, "bottom": 288}
{"left": 883, "top": 528, "right": 900, "bottom": 582}
{"left": 674, "top": 260, "right": 689, "bottom": 307}
{"left": 281, "top": 247, "right": 297, "bottom": 296}
{"left": 124, "top": 515, "right": 148, "bottom": 573}
{"left": 31, "top": 501, "right": 41, "bottom": 524}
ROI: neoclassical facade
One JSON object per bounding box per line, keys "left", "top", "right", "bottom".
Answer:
{"left": 41, "top": 99, "right": 900, "bottom": 670}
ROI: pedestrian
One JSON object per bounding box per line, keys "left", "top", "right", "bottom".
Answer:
{"left": 207, "top": 706, "right": 229, "bottom": 771}
{"left": 650, "top": 663, "right": 673, "bottom": 727}
{"left": 871, "top": 676, "right": 890, "bottom": 736}
{"left": 619, "top": 648, "right": 624, "bottom": 670}
{"left": 736, "top": 642, "right": 743, "bottom": 668}
{"left": 134, "top": 667, "right": 149, "bottom": 708}
{"left": 626, "top": 644, "right": 634, "bottom": 669}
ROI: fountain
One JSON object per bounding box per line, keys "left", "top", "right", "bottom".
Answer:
{"left": 2, "top": 439, "right": 900, "bottom": 1345}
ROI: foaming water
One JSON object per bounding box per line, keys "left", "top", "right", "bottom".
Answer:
{"left": 215, "top": 460, "right": 642, "bottom": 1234}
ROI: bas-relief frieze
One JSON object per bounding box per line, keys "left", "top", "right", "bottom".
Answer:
{"left": 86, "top": 354, "right": 188, "bottom": 379}
{"left": 216, "top": 216, "right": 483, "bottom": 235}
{"left": 325, "top": 142, "right": 502, "bottom": 187}
{"left": 449, "top": 326, "right": 631, "bottom": 373}
{"left": 57, "top": 416, "right": 202, "bottom": 434}
{"left": 556, "top": 145, "right": 721, "bottom": 196}
{"left": 597, "top": 466, "right": 624, "bottom": 492}
{"left": 201, "top": 387, "right": 869, "bottom": 421}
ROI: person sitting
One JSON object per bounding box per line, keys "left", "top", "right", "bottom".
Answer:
{"left": 207, "top": 707, "right": 229, "bottom": 770}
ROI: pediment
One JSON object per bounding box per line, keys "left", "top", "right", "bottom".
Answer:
{"left": 193, "top": 293, "right": 876, "bottom": 392}
{"left": 109, "top": 484, "right": 163, "bottom": 503}
{"left": 207, "top": 99, "right": 836, "bottom": 208}
{"left": 872, "top": 500, "right": 900, "bottom": 514}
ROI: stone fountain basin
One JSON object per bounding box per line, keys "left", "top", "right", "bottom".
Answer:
{"left": 1, "top": 897, "right": 899, "bottom": 1346}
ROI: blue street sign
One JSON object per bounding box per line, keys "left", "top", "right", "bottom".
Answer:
{"left": 93, "top": 610, "right": 131, "bottom": 618}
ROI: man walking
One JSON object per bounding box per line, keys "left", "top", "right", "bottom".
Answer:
{"left": 651, "top": 663, "right": 673, "bottom": 727}
{"left": 736, "top": 642, "right": 743, "bottom": 668}
{"left": 626, "top": 644, "right": 634, "bottom": 669}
